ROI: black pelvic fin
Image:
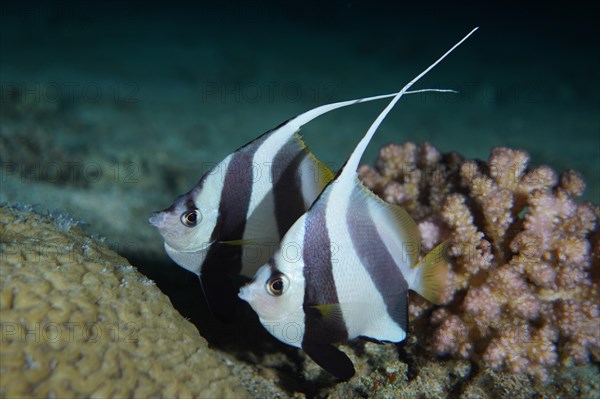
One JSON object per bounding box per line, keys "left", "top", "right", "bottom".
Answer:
{"left": 199, "top": 269, "right": 238, "bottom": 323}
{"left": 303, "top": 342, "right": 355, "bottom": 380}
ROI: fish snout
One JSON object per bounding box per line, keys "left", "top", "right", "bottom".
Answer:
{"left": 148, "top": 211, "right": 166, "bottom": 228}
{"left": 238, "top": 284, "right": 253, "bottom": 303}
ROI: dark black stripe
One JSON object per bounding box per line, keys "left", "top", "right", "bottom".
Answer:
{"left": 346, "top": 196, "right": 409, "bottom": 333}
{"left": 272, "top": 140, "right": 309, "bottom": 238}
{"left": 186, "top": 129, "right": 279, "bottom": 321}
{"left": 302, "top": 201, "right": 348, "bottom": 346}
{"left": 200, "top": 124, "right": 289, "bottom": 278}
{"left": 202, "top": 143, "right": 261, "bottom": 279}
{"left": 218, "top": 146, "right": 259, "bottom": 238}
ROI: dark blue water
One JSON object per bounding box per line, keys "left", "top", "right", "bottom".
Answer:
{"left": 2, "top": 0, "right": 598, "bottom": 256}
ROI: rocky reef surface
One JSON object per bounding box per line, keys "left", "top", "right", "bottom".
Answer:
{"left": 1, "top": 143, "right": 598, "bottom": 398}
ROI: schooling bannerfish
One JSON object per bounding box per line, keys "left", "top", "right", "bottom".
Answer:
{"left": 238, "top": 28, "right": 477, "bottom": 379}
{"left": 148, "top": 89, "right": 445, "bottom": 320}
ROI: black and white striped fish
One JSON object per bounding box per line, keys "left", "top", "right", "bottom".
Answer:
{"left": 148, "top": 89, "right": 446, "bottom": 321}
{"left": 239, "top": 28, "right": 477, "bottom": 379}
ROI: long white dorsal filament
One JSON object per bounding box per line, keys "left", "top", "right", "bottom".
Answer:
{"left": 284, "top": 89, "right": 457, "bottom": 133}
{"left": 339, "top": 27, "right": 479, "bottom": 184}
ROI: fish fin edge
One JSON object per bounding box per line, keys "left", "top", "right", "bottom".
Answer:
{"left": 302, "top": 342, "right": 355, "bottom": 380}
{"left": 411, "top": 241, "right": 451, "bottom": 305}
{"left": 352, "top": 178, "right": 421, "bottom": 256}
{"left": 294, "top": 130, "right": 335, "bottom": 185}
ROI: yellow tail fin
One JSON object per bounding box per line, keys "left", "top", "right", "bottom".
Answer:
{"left": 412, "top": 241, "right": 450, "bottom": 305}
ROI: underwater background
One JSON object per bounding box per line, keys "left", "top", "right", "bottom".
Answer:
{"left": 1, "top": 1, "right": 599, "bottom": 397}
{"left": 2, "top": 0, "right": 599, "bottom": 263}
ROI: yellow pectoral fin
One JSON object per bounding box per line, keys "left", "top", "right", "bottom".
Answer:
{"left": 310, "top": 302, "right": 374, "bottom": 327}
{"left": 219, "top": 239, "right": 260, "bottom": 246}
{"left": 312, "top": 304, "right": 339, "bottom": 319}
{"left": 308, "top": 304, "right": 346, "bottom": 328}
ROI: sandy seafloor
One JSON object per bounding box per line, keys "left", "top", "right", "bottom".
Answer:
{"left": 1, "top": 1, "right": 599, "bottom": 397}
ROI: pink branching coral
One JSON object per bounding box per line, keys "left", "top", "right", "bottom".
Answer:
{"left": 360, "top": 142, "right": 600, "bottom": 382}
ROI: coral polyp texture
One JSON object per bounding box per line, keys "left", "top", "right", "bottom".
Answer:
{"left": 359, "top": 142, "right": 600, "bottom": 382}
{"left": 0, "top": 205, "right": 248, "bottom": 398}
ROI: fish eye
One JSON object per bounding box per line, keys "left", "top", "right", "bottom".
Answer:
{"left": 180, "top": 208, "right": 201, "bottom": 227}
{"left": 266, "top": 274, "right": 288, "bottom": 296}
